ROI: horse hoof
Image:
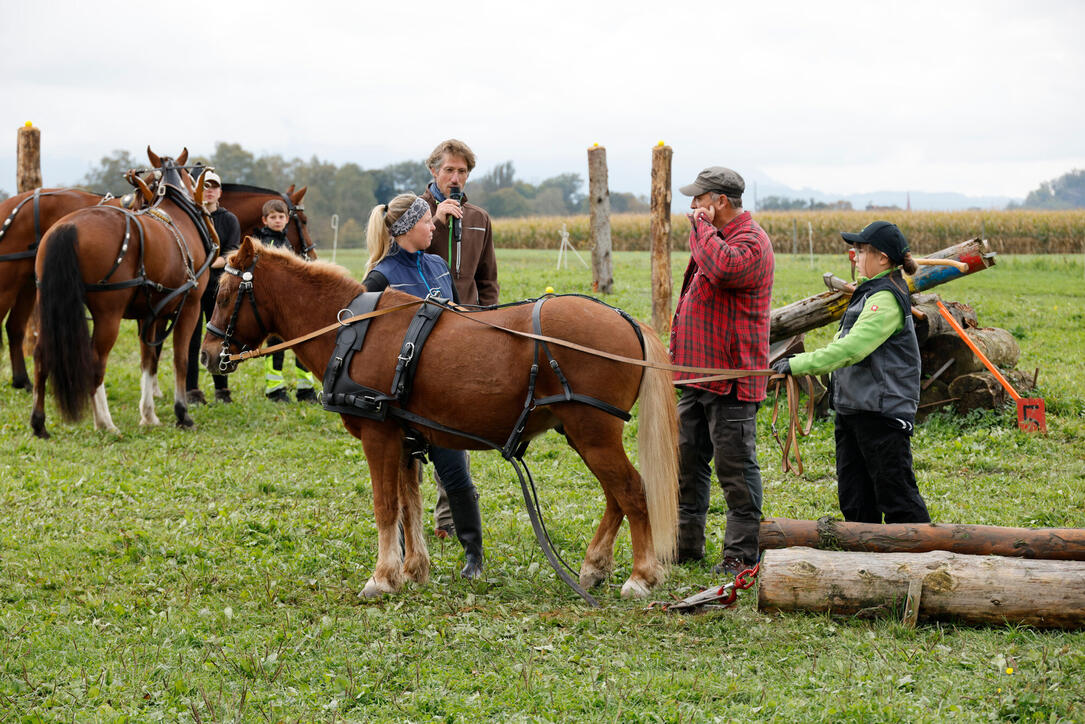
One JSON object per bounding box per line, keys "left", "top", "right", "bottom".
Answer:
{"left": 620, "top": 578, "right": 651, "bottom": 599}
{"left": 12, "top": 377, "right": 30, "bottom": 391}
{"left": 32, "top": 427, "right": 50, "bottom": 440}
{"left": 403, "top": 557, "right": 430, "bottom": 584}
{"left": 360, "top": 577, "right": 394, "bottom": 599}
{"left": 579, "top": 562, "right": 610, "bottom": 589}
{"left": 176, "top": 418, "right": 196, "bottom": 430}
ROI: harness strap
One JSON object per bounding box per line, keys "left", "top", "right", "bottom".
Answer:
{"left": 390, "top": 297, "right": 446, "bottom": 403}
{"left": 0, "top": 189, "right": 77, "bottom": 262}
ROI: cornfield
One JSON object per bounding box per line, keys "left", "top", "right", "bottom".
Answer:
{"left": 493, "top": 209, "right": 1085, "bottom": 254}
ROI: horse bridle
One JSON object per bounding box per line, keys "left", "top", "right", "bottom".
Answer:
{"left": 205, "top": 258, "right": 270, "bottom": 371}
{"left": 281, "top": 193, "right": 315, "bottom": 258}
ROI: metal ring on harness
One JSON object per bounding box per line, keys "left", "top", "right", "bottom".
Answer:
{"left": 337, "top": 308, "right": 353, "bottom": 325}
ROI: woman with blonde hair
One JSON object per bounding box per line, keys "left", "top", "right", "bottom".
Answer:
{"left": 361, "top": 194, "right": 483, "bottom": 578}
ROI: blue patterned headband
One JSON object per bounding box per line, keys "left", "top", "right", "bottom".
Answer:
{"left": 388, "top": 197, "right": 430, "bottom": 237}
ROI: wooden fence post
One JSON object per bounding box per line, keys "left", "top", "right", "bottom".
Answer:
{"left": 18, "top": 122, "right": 42, "bottom": 359}
{"left": 587, "top": 144, "right": 613, "bottom": 294}
{"left": 649, "top": 142, "right": 672, "bottom": 334}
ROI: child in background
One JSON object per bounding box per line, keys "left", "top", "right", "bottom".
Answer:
{"left": 774, "top": 221, "right": 931, "bottom": 524}
{"left": 251, "top": 199, "right": 319, "bottom": 403}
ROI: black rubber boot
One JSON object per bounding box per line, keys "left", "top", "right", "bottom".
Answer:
{"left": 446, "top": 487, "right": 484, "bottom": 579}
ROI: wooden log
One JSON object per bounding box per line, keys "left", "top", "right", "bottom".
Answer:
{"left": 649, "top": 143, "right": 672, "bottom": 335}
{"left": 949, "top": 369, "right": 1035, "bottom": 415}
{"left": 770, "top": 238, "right": 995, "bottom": 343}
{"left": 757, "top": 547, "right": 1085, "bottom": 629}
{"left": 17, "top": 123, "right": 42, "bottom": 192}
{"left": 759, "top": 518, "right": 1085, "bottom": 560}
{"left": 587, "top": 144, "right": 613, "bottom": 294}
{"left": 922, "top": 327, "right": 1020, "bottom": 379}
{"left": 913, "top": 296, "right": 977, "bottom": 343}
{"left": 916, "top": 378, "right": 952, "bottom": 420}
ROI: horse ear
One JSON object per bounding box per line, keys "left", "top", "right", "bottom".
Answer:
{"left": 234, "top": 236, "right": 257, "bottom": 269}
{"left": 147, "top": 146, "right": 161, "bottom": 168}
{"left": 193, "top": 168, "right": 207, "bottom": 207}
{"left": 177, "top": 148, "right": 189, "bottom": 166}
{"left": 286, "top": 184, "right": 296, "bottom": 195}
{"left": 291, "top": 186, "right": 308, "bottom": 203}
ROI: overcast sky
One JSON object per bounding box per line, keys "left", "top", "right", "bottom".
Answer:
{"left": 3, "top": 0, "right": 1083, "bottom": 203}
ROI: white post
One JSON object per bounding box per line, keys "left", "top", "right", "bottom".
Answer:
{"left": 330, "top": 214, "right": 339, "bottom": 264}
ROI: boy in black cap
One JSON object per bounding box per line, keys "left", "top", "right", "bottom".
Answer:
{"left": 773, "top": 221, "right": 931, "bottom": 524}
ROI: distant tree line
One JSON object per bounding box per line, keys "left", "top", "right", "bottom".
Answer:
{"left": 1011, "top": 169, "right": 1085, "bottom": 210}
{"left": 758, "top": 195, "right": 854, "bottom": 211}
{"left": 72, "top": 143, "right": 648, "bottom": 249}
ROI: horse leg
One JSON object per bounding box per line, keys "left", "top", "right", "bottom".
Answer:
{"left": 357, "top": 422, "right": 407, "bottom": 597}
{"left": 89, "top": 316, "right": 122, "bottom": 434}
{"left": 170, "top": 302, "right": 201, "bottom": 429}
{"left": 559, "top": 412, "right": 664, "bottom": 598}
{"left": 5, "top": 284, "right": 35, "bottom": 390}
{"left": 138, "top": 339, "right": 162, "bottom": 426}
{"left": 399, "top": 454, "right": 430, "bottom": 584}
{"left": 30, "top": 333, "right": 50, "bottom": 439}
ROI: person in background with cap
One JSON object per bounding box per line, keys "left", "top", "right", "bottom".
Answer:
{"left": 186, "top": 169, "right": 240, "bottom": 405}
{"left": 671, "top": 166, "right": 775, "bottom": 576}
{"left": 773, "top": 221, "right": 930, "bottom": 524}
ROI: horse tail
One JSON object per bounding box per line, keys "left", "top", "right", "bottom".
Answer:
{"left": 636, "top": 323, "right": 679, "bottom": 563}
{"left": 38, "top": 223, "right": 94, "bottom": 421}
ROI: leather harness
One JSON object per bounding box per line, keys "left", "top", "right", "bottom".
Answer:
{"left": 320, "top": 292, "right": 640, "bottom": 461}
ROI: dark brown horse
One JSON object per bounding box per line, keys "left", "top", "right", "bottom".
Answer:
{"left": 31, "top": 148, "right": 218, "bottom": 438}
{"left": 201, "top": 238, "right": 679, "bottom": 599}
{"left": 0, "top": 188, "right": 128, "bottom": 389}
{"left": 220, "top": 184, "right": 314, "bottom": 259}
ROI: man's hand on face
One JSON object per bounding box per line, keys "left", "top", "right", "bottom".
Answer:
{"left": 434, "top": 198, "right": 464, "bottom": 225}
{"left": 688, "top": 204, "right": 715, "bottom": 225}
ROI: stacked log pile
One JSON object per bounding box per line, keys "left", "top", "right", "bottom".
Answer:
{"left": 768, "top": 238, "right": 1035, "bottom": 418}
{"left": 755, "top": 519, "right": 1085, "bottom": 629}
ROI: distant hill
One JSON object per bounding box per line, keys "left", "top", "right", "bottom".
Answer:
{"left": 748, "top": 181, "right": 1015, "bottom": 212}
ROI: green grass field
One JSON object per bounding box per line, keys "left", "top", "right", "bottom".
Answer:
{"left": 1, "top": 249, "right": 1083, "bottom": 722}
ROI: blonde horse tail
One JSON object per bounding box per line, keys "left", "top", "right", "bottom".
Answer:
{"left": 636, "top": 323, "right": 678, "bottom": 563}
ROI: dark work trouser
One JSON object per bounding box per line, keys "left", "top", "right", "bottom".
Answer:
{"left": 834, "top": 412, "right": 930, "bottom": 524}
{"left": 676, "top": 388, "right": 762, "bottom": 564}
{"left": 186, "top": 280, "right": 228, "bottom": 392}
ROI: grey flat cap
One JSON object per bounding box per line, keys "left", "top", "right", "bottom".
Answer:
{"left": 679, "top": 166, "right": 745, "bottom": 197}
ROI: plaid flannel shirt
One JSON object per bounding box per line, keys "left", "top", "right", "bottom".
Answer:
{"left": 669, "top": 211, "right": 775, "bottom": 401}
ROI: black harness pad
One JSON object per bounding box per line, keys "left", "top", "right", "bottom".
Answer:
{"left": 320, "top": 292, "right": 390, "bottom": 419}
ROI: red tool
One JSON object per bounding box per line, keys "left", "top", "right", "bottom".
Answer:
{"left": 935, "top": 301, "right": 1046, "bottom": 432}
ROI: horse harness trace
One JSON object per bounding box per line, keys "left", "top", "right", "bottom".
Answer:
{"left": 0, "top": 189, "right": 96, "bottom": 263}
{"left": 69, "top": 164, "right": 221, "bottom": 346}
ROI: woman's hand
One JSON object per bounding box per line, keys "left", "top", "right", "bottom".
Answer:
{"left": 434, "top": 198, "right": 463, "bottom": 225}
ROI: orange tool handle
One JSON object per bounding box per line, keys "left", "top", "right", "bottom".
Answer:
{"left": 935, "top": 301, "right": 1021, "bottom": 402}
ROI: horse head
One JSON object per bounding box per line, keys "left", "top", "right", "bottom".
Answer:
{"left": 201, "top": 236, "right": 271, "bottom": 375}
{"left": 145, "top": 147, "right": 194, "bottom": 201}
{"left": 285, "top": 186, "right": 317, "bottom": 259}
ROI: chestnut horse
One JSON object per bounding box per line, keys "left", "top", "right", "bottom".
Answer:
{"left": 31, "top": 149, "right": 217, "bottom": 438}
{"left": 201, "top": 239, "right": 679, "bottom": 599}
{"left": 0, "top": 183, "right": 312, "bottom": 392}
{"left": 0, "top": 188, "right": 129, "bottom": 389}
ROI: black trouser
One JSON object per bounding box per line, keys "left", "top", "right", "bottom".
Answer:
{"left": 835, "top": 412, "right": 930, "bottom": 524}
{"left": 676, "top": 388, "right": 762, "bottom": 564}
{"left": 186, "top": 279, "right": 228, "bottom": 392}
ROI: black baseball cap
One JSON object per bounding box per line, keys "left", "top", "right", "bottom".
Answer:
{"left": 841, "top": 221, "right": 909, "bottom": 264}
{"left": 679, "top": 166, "right": 745, "bottom": 197}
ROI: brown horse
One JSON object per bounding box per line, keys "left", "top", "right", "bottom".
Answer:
{"left": 220, "top": 184, "right": 314, "bottom": 259}
{"left": 0, "top": 182, "right": 312, "bottom": 392}
{"left": 201, "top": 238, "right": 679, "bottom": 599}
{"left": 0, "top": 188, "right": 129, "bottom": 389}
{"left": 31, "top": 148, "right": 217, "bottom": 438}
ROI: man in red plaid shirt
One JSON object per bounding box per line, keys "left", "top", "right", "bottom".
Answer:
{"left": 670, "top": 166, "right": 775, "bottom": 575}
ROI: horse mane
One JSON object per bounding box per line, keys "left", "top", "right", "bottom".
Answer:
{"left": 221, "top": 183, "right": 286, "bottom": 197}
{"left": 242, "top": 239, "right": 362, "bottom": 299}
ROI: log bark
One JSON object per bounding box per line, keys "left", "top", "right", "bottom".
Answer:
{"left": 17, "top": 124, "right": 42, "bottom": 192}
{"left": 18, "top": 123, "right": 42, "bottom": 358}
{"left": 649, "top": 144, "right": 672, "bottom": 335}
{"left": 770, "top": 238, "right": 995, "bottom": 343}
{"left": 922, "top": 327, "right": 1020, "bottom": 379}
{"left": 759, "top": 518, "right": 1085, "bottom": 560}
{"left": 587, "top": 145, "right": 613, "bottom": 294}
{"left": 913, "top": 297, "right": 977, "bottom": 344}
{"left": 757, "top": 547, "right": 1085, "bottom": 629}
{"left": 948, "top": 369, "right": 1035, "bottom": 415}
{"left": 917, "top": 379, "right": 952, "bottom": 420}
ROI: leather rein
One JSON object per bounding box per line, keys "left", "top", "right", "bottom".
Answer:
{"left": 208, "top": 263, "right": 814, "bottom": 474}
